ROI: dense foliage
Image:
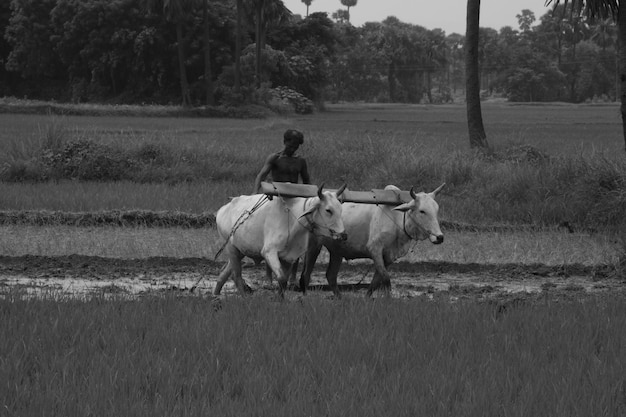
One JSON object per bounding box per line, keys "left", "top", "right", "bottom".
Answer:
{"left": 0, "top": 1, "right": 620, "bottom": 106}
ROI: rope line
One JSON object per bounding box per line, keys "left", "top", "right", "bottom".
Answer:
{"left": 214, "top": 194, "right": 269, "bottom": 261}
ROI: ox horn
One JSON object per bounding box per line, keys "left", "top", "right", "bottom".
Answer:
{"left": 336, "top": 183, "right": 347, "bottom": 197}
{"left": 317, "top": 183, "right": 325, "bottom": 199}
{"left": 409, "top": 186, "right": 417, "bottom": 199}
{"left": 431, "top": 183, "right": 446, "bottom": 197}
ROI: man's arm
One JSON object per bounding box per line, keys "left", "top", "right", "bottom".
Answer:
{"left": 253, "top": 154, "right": 276, "bottom": 193}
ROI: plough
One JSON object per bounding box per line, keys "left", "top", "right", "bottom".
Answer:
{"left": 191, "top": 181, "right": 414, "bottom": 292}
{"left": 261, "top": 181, "right": 412, "bottom": 205}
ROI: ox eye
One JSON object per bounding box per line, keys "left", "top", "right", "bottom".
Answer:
{"left": 419, "top": 210, "right": 426, "bottom": 214}
{"left": 326, "top": 209, "right": 333, "bottom": 215}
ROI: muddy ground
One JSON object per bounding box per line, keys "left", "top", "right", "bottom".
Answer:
{"left": 1, "top": 254, "right": 624, "bottom": 304}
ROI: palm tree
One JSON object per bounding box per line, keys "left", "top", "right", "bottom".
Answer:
{"left": 235, "top": 0, "right": 243, "bottom": 93}
{"left": 546, "top": 0, "right": 623, "bottom": 151}
{"left": 144, "top": 0, "right": 195, "bottom": 107}
{"left": 254, "top": 0, "right": 265, "bottom": 88}
{"left": 465, "top": 0, "right": 488, "bottom": 148}
{"left": 424, "top": 29, "right": 447, "bottom": 103}
{"left": 301, "top": 0, "right": 313, "bottom": 16}
{"left": 202, "top": 0, "right": 214, "bottom": 105}
{"left": 340, "top": 0, "right": 357, "bottom": 22}
{"left": 244, "top": 0, "right": 291, "bottom": 88}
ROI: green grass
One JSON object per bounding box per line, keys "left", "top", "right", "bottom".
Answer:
{"left": 0, "top": 181, "right": 236, "bottom": 213}
{"left": 0, "top": 225, "right": 619, "bottom": 266}
{"left": 1, "top": 102, "right": 626, "bottom": 416}
{"left": 2, "top": 293, "right": 625, "bottom": 416}
{"left": 0, "top": 102, "right": 625, "bottom": 230}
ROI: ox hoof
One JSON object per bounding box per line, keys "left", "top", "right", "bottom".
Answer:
{"left": 211, "top": 297, "right": 223, "bottom": 312}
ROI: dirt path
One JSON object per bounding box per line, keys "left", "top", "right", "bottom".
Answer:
{"left": 1, "top": 255, "right": 624, "bottom": 303}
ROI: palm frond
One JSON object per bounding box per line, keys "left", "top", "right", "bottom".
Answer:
{"left": 545, "top": 0, "right": 619, "bottom": 22}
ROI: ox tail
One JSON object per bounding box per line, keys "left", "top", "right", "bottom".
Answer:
{"left": 190, "top": 275, "right": 204, "bottom": 293}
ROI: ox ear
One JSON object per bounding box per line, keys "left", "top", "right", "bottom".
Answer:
{"left": 336, "top": 183, "right": 347, "bottom": 197}
{"left": 393, "top": 201, "right": 414, "bottom": 212}
{"left": 430, "top": 183, "right": 445, "bottom": 198}
{"left": 299, "top": 202, "right": 319, "bottom": 219}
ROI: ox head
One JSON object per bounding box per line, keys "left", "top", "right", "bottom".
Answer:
{"left": 299, "top": 183, "right": 347, "bottom": 241}
{"left": 393, "top": 183, "right": 445, "bottom": 244}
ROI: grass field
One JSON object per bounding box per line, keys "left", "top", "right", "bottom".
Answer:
{"left": 0, "top": 102, "right": 624, "bottom": 219}
{"left": 1, "top": 102, "right": 626, "bottom": 416}
{"left": 0, "top": 225, "right": 619, "bottom": 266}
{"left": 2, "top": 293, "right": 626, "bottom": 416}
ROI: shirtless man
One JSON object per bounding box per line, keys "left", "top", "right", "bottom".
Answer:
{"left": 253, "top": 129, "right": 310, "bottom": 193}
{"left": 252, "top": 129, "right": 311, "bottom": 287}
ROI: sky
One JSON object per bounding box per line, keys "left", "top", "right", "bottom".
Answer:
{"left": 281, "top": 0, "right": 553, "bottom": 34}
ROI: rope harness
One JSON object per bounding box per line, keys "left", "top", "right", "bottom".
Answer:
{"left": 378, "top": 206, "right": 419, "bottom": 240}
{"left": 214, "top": 185, "right": 337, "bottom": 262}
{"left": 192, "top": 194, "right": 270, "bottom": 292}
{"left": 273, "top": 185, "right": 340, "bottom": 260}
{"left": 377, "top": 205, "right": 431, "bottom": 257}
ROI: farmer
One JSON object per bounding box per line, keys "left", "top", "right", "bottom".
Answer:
{"left": 252, "top": 129, "right": 311, "bottom": 288}
{"left": 253, "top": 129, "right": 311, "bottom": 194}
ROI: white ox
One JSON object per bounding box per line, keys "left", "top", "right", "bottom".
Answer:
{"left": 300, "top": 184, "right": 445, "bottom": 297}
{"left": 214, "top": 184, "right": 347, "bottom": 296}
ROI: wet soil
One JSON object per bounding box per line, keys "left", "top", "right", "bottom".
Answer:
{"left": 1, "top": 255, "right": 624, "bottom": 303}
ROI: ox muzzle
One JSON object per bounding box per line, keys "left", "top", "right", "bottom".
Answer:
{"left": 430, "top": 234, "right": 444, "bottom": 245}
{"left": 330, "top": 229, "right": 348, "bottom": 241}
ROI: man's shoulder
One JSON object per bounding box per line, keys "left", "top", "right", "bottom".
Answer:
{"left": 266, "top": 152, "right": 281, "bottom": 161}
{"left": 274, "top": 152, "right": 304, "bottom": 161}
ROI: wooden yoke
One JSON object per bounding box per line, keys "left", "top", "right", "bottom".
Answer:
{"left": 260, "top": 181, "right": 412, "bottom": 205}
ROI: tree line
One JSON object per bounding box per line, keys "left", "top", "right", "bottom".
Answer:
{"left": 0, "top": 0, "right": 620, "bottom": 107}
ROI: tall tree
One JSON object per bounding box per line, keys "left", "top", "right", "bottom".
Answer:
{"left": 254, "top": 0, "right": 265, "bottom": 88}
{"left": 246, "top": 0, "right": 290, "bottom": 88}
{"left": 5, "top": 0, "right": 63, "bottom": 81}
{"left": 465, "top": 0, "right": 489, "bottom": 148}
{"left": 144, "top": 0, "right": 195, "bottom": 107}
{"left": 235, "top": 0, "right": 243, "bottom": 92}
{"left": 301, "top": 0, "right": 313, "bottom": 16}
{"left": 546, "top": 0, "right": 623, "bottom": 151}
{"left": 340, "top": 0, "right": 357, "bottom": 22}
{"left": 202, "top": 0, "right": 214, "bottom": 105}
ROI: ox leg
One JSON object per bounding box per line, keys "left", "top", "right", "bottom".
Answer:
{"left": 281, "top": 259, "right": 293, "bottom": 284}
{"left": 216, "top": 245, "right": 251, "bottom": 296}
{"left": 213, "top": 260, "right": 232, "bottom": 295}
{"left": 366, "top": 254, "right": 391, "bottom": 297}
{"left": 367, "top": 270, "right": 383, "bottom": 297}
{"left": 265, "top": 264, "right": 274, "bottom": 283}
{"left": 231, "top": 254, "right": 253, "bottom": 295}
{"left": 264, "top": 251, "right": 288, "bottom": 297}
{"left": 300, "top": 242, "right": 323, "bottom": 294}
{"left": 288, "top": 258, "right": 299, "bottom": 289}
{"left": 367, "top": 272, "right": 391, "bottom": 297}
{"left": 325, "top": 252, "right": 343, "bottom": 299}
{"left": 380, "top": 259, "right": 393, "bottom": 294}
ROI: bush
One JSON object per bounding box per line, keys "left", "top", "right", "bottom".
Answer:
{"left": 40, "top": 139, "right": 135, "bottom": 181}
{"left": 271, "top": 87, "right": 314, "bottom": 114}
{"left": 0, "top": 159, "right": 45, "bottom": 182}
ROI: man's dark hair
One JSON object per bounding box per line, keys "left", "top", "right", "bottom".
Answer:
{"left": 284, "top": 129, "right": 304, "bottom": 144}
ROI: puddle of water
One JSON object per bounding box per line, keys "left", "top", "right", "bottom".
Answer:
{"left": 0, "top": 268, "right": 619, "bottom": 300}
{"left": 0, "top": 274, "right": 220, "bottom": 299}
